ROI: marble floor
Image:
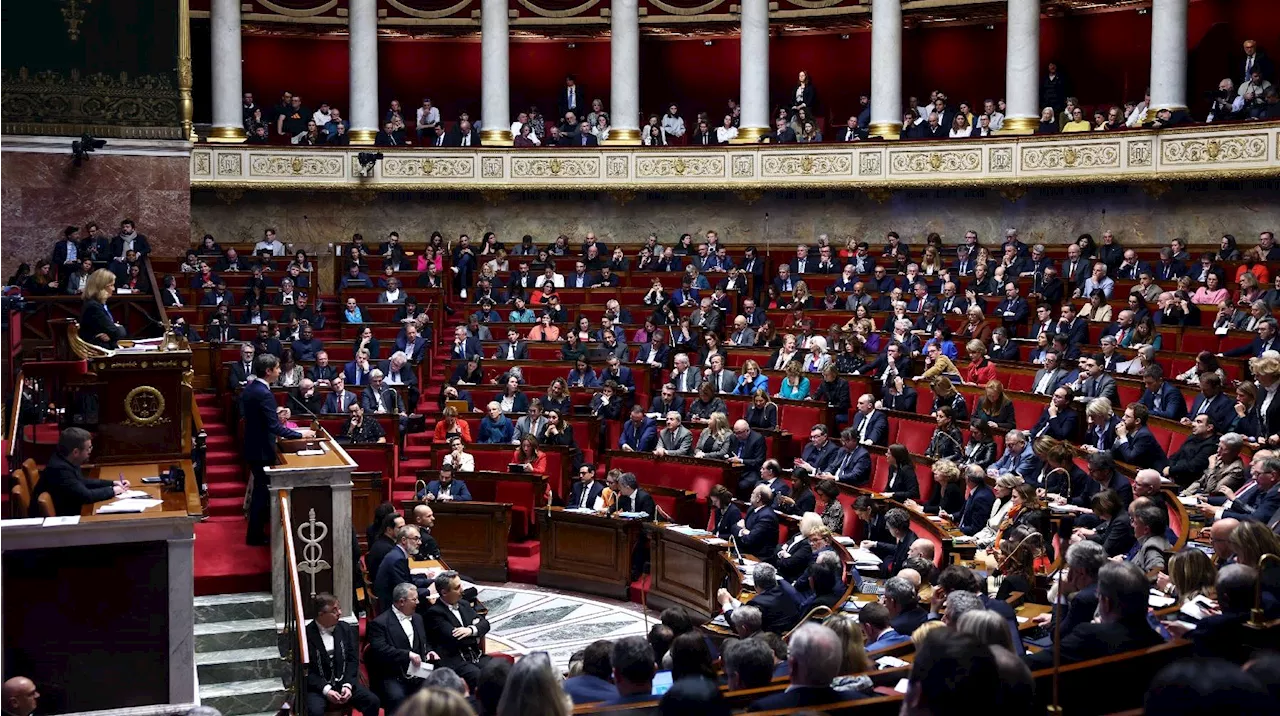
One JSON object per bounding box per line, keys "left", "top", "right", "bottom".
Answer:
{"left": 477, "top": 583, "right": 655, "bottom": 669}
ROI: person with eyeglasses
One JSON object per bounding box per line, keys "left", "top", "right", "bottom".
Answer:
{"left": 372, "top": 525, "right": 433, "bottom": 610}
{"left": 570, "top": 466, "right": 605, "bottom": 510}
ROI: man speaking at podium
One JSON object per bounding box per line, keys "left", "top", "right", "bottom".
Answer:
{"left": 244, "top": 353, "right": 316, "bottom": 545}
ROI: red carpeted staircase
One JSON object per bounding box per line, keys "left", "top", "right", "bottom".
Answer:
{"left": 194, "top": 391, "right": 271, "bottom": 596}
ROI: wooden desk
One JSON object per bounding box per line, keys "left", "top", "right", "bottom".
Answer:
{"left": 538, "top": 507, "right": 642, "bottom": 600}
{"left": 403, "top": 500, "right": 512, "bottom": 582}
{"left": 81, "top": 459, "right": 201, "bottom": 518}
{"left": 644, "top": 522, "right": 736, "bottom": 620}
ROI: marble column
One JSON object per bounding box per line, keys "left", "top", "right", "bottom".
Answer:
{"left": 868, "top": 0, "right": 902, "bottom": 140}
{"left": 479, "top": 0, "right": 512, "bottom": 144}
{"left": 347, "top": 0, "right": 379, "bottom": 145}
{"left": 736, "top": 0, "right": 770, "bottom": 143}
{"left": 1001, "top": 0, "right": 1040, "bottom": 134}
{"left": 605, "top": 0, "right": 641, "bottom": 144}
{"left": 1148, "top": 0, "right": 1188, "bottom": 118}
{"left": 207, "top": 0, "right": 244, "bottom": 142}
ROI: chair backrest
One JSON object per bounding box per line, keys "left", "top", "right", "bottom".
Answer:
{"left": 21, "top": 458, "right": 40, "bottom": 492}
{"left": 10, "top": 483, "right": 31, "bottom": 519}
{"left": 35, "top": 492, "right": 56, "bottom": 518}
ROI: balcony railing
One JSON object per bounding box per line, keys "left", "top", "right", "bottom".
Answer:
{"left": 191, "top": 121, "right": 1280, "bottom": 192}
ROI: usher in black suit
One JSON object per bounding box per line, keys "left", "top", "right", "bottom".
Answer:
{"left": 304, "top": 620, "right": 381, "bottom": 715}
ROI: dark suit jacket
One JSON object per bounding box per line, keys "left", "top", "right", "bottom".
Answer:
{"left": 109, "top": 233, "right": 151, "bottom": 258}
{"left": 729, "top": 430, "right": 767, "bottom": 476}
{"left": 241, "top": 379, "right": 301, "bottom": 464}
{"left": 958, "top": 485, "right": 995, "bottom": 535}
{"left": 619, "top": 418, "right": 658, "bottom": 452}
{"left": 873, "top": 532, "right": 917, "bottom": 576}
{"left": 568, "top": 480, "right": 605, "bottom": 510}
{"left": 741, "top": 583, "right": 800, "bottom": 635}
{"left": 366, "top": 535, "right": 396, "bottom": 581}
{"left": 852, "top": 410, "right": 889, "bottom": 446}
{"left": 306, "top": 620, "right": 361, "bottom": 693}
{"left": 832, "top": 446, "right": 872, "bottom": 486}
{"left": 32, "top": 453, "right": 116, "bottom": 517}
{"left": 424, "top": 600, "right": 491, "bottom": 669}
{"left": 1224, "top": 484, "right": 1280, "bottom": 524}
{"left": 374, "top": 131, "right": 403, "bottom": 147}
{"left": 323, "top": 391, "right": 358, "bottom": 415}
{"left": 613, "top": 489, "right": 657, "bottom": 520}
{"left": 749, "top": 685, "right": 851, "bottom": 712}
{"left": 366, "top": 607, "right": 431, "bottom": 682}
{"left": 1141, "top": 382, "right": 1188, "bottom": 420}
{"left": 1190, "top": 393, "right": 1235, "bottom": 432}
{"left": 562, "top": 675, "right": 620, "bottom": 705}
{"left": 1024, "top": 619, "right": 1163, "bottom": 668}
{"left": 801, "top": 440, "right": 841, "bottom": 474}
{"left": 373, "top": 545, "right": 429, "bottom": 608}
{"left": 1032, "top": 407, "right": 1078, "bottom": 441}
{"left": 740, "top": 506, "right": 780, "bottom": 559}
{"left": 890, "top": 605, "right": 929, "bottom": 636}
{"left": 80, "top": 300, "right": 124, "bottom": 349}
{"left": 1115, "top": 426, "right": 1169, "bottom": 471}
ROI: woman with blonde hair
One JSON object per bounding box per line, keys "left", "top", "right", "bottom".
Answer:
{"left": 956, "top": 609, "right": 1014, "bottom": 651}
{"left": 777, "top": 360, "right": 811, "bottom": 400}
{"left": 694, "top": 411, "right": 733, "bottom": 459}
{"left": 971, "top": 380, "right": 1015, "bottom": 431}
{"left": 734, "top": 360, "right": 769, "bottom": 395}
{"left": 774, "top": 512, "right": 826, "bottom": 581}
{"left": 1228, "top": 519, "right": 1280, "bottom": 570}
{"left": 81, "top": 268, "right": 125, "bottom": 349}
{"left": 792, "top": 280, "right": 814, "bottom": 310}
{"left": 974, "top": 473, "right": 1024, "bottom": 549}
{"left": 919, "top": 245, "right": 942, "bottom": 276}
{"left": 822, "top": 613, "right": 873, "bottom": 677}
{"left": 398, "top": 686, "right": 478, "bottom": 716}
{"left": 911, "top": 619, "right": 947, "bottom": 647}
{"left": 1159, "top": 548, "right": 1217, "bottom": 604}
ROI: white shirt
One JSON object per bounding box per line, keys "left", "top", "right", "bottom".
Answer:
{"left": 1125, "top": 102, "right": 1148, "bottom": 128}
{"left": 461, "top": 133, "right": 471, "bottom": 147}
{"left": 716, "top": 126, "right": 738, "bottom": 143}
{"left": 313, "top": 110, "right": 331, "bottom": 127}
{"left": 166, "top": 288, "right": 182, "bottom": 306}
{"left": 418, "top": 106, "right": 441, "bottom": 128}
{"left": 986, "top": 112, "right": 1004, "bottom": 130}
{"left": 318, "top": 623, "right": 336, "bottom": 653}
{"left": 255, "top": 239, "right": 285, "bottom": 256}
{"left": 511, "top": 122, "right": 541, "bottom": 144}
{"left": 443, "top": 452, "right": 474, "bottom": 472}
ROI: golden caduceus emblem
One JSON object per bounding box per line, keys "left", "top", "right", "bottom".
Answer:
{"left": 124, "top": 386, "right": 167, "bottom": 426}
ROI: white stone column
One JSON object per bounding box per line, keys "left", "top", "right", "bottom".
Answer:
{"left": 207, "top": 0, "right": 244, "bottom": 142}
{"left": 1149, "top": 0, "right": 1188, "bottom": 118}
{"left": 347, "top": 0, "right": 379, "bottom": 145}
{"left": 479, "top": 0, "right": 512, "bottom": 144}
{"left": 868, "top": 0, "right": 902, "bottom": 140}
{"left": 1001, "top": 0, "right": 1040, "bottom": 134}
{"left": 605, "top": 0, "right": 641, "bottom": 144}
{"left": 736, "top": 0, "right": 770, "bottom": 142}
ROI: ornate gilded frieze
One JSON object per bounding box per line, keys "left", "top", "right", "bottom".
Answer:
{"left": 189, "top": 123, "right": 1280, "bottom": 191}
{"left": 1021, "top": 142, "right": 1121, "bottom": 172}
{"left": 1, "top": 68, "right": 182, "bottom": 139}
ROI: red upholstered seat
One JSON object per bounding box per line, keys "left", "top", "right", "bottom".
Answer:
{"left": 605, "top": 454, "right": 731, "bottom": 499}
{"left": 779, "top": 402, "right": 830, "bottom": 453}
{"left": 1165, "top": 428, "right": 1188, "bottom": 456}
{"left": 833, "top": 487, "right": 862, "bottom": 539}
{"left": 1167, "top": 502, "right": 1185, "bottom": 547}
{"left": 917, "top": 464, "right": 936, "bottom": 503}
{"left": 723, "top": 400, "right": 747, "bottom": 423}
{"left": 1116, "top": 383, "right": 1142, "bottom": 409}
{"left": 914, "top": 389, "right": 933, "bottom": 415}
{"left": 1005, "top": 373, "right": 1034, "bottom": 393}
{"left": 1012, "top": 400, "right": 1043, "bottom": 431}
{"left": 870, "top": 455, "right": 889, "bottom": 493}
{"left": 344, "top": 447, "right": 396, "bottom": 492}
{"left": 895, "top": 419, "right": 933, "bottom": 457}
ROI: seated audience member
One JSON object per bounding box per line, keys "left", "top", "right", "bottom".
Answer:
{"left": 1033, "top": 540, "right": 1105, "bottom": 639}
{"left": 717, "top": 562, "right": 799, "bottom": 635}
{"left": 619, "top": 405, "right": 658, "bottom": 452}
{"left": 339, "top": 403, "right": 385, "bottom": 444}
{"left": 747, "top": 624, "right": 847, "bottom": 711}
{"left": 884, "top": 575, "right": 929, "bottom": 635}
{"left": 366, "top": 582, "right": 436, "bottom": 713}
{"left": 306, "top": 593, "right": 381, "bottom": 716}
{"left": 860, "top": 601, "right": 909, "bottom": 651}
{"left": 373, "top": 526, "right": 433, "bottom": 609}
{"left": 722, "top": 637, "right": 776, "bottom": 691}
{"left": 861, "top": 506, "right": 917, "bottom": 576}
{"left": 365, "top": 510, "right": 405, "bottom": 580}
{"left": 424, "top": 570, "right": 492, "bottom": 688}
{"left": 602, "top": 636, "right": 656, "bottom": 707}
{"left": 561, "top": 640, "right": 619, "bottom": 705}
{"left": 902, "top": 630, "right": 1001, "bottom": 716}
{"left": 735, "top": 483, "right": 781, "bottom": 559}
{"left": 478, "top": 401, "right": 515, "bottom": 443}
{"left": 1025, "top": 561, "right": 1163, "bottom": 668}
{"left": 418, "top": 463, "right": 472, "bottom": 502}
{"left": 32, "top": 428, "right": 128, "bottom": 516}
{"left": 1144, "top": 657, "right": 1272, "bottom": 716}
{"left": 409, "top": 504, "right": 440, "bottom": 560}
{"left": 1169, "top": 564, "right": 1259, "bottom": 661}
{"left": 730, "top": 605, "right": 763, "bottom": 639}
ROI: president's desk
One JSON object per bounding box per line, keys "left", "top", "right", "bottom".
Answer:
{"left": 2, "top": 460, "right": 202, "bottom": 715}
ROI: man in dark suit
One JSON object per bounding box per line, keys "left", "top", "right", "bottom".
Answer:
{"left": 735, "top": 484, "right": 780, "bottom": 560}
{"left": 1114, "top": 403, "right": 1169, "bottom": 472}
{"left": 242, "top": 354, "right": 313, "bottom": 544}
{"left": 957, "top": 467, "right": 995, "bottom": 536}
{"left": 647, "top": 383, "right": 686, "bottom": 420}
{"left": 365, "top": 511, "right": 404, "bottom": 581}
{"left": 375, "top": 121, "right": 403, "bottom": 147}
{"left": 619, "top": 407, "right": 658, "bottom": 452}
{"left": 31, "top": 428, "right": 125, "bottom": 517}
{"left": 1030, "top": 351, "right": 1068, "bottom": 396}
{"left": 601, "top": 637, "right": 655, "bottom": 707}
{"left": 52, "top": 226, "right": 83, "bottom": 283}
{"left": 995, "top": 282, "right": 1029, "bottom": 336}
{"left": 862, "top": 507, "right": 916, "bottom": 577}
{"left": 1054, "top": 304, "right": 1088, "bottom": 347}
{"left": 885, "top": 574, "right": 929, "bottom": 635}
{"left": 851, "top": 394, "right": 889, "bottom": 446}
{"left": 718, "top": 562, "right": 799, "bottom": 635}
{"left": 227, "top": 343, "right": 256, "bottom": 391}
{"left": 1223, "top": 318, "right": 1280, "bottom": 358}
{"left": 763, "top": 118, "right": 797, "bottom": 144}
{"left": 825, "top": 427, "right": 872, "bottom": 485}
{"left": 1031, "top": 386, "right": 1079, "bottom": 441}
{"left": 366, "top": 582, "right": 437, "bottom": 712}
{"left": 305, "top": 593, "right": 381, "bottom": 716}
{"left": 571, "top": 121, "right": 598, "bottom": 147}
{"left": 747, "top": 623, "right": 852, "bottom": 711}
{"left": 561, "top": 641, "right": 620, "bottom": 705}
{"left": 424, "top": 570, "right": 492, "bottom": 688}
{"left": 1186, "top": 373, "right": 1235, "bottom": 433}
{"left": 322, "top": 376, "right": 358, "bottom": 414}
{"left": 493, "top": 328, "right": 528, "bottom": 361}
{"left": 610, "top": 472, "right": 657, "bottom": 520}
{"left": 728, "top": 420, "right": 767, "bottom": 495}
{"left": 373, "top": 525, "right": 433, "bottom": 609}
{"left": 795, "top": 424, "right": 840, "bottom": 475}
{"left": 1139, "top": 365, "right": 1188, "bottom": 421}
{"left": 568, "top": 466, "right": 606, "bottom": 510}
{"left": 559, "top": 75, "right": 585, "bottom": 118}
{"left": 449, "top": 326, "right": 482, "bottom": 361}
{"left": 1071, "top": 356, "right": 1120, "bottom": 408}
{"left": 1025, "top": 561, "right": 1162, "bottom": 668}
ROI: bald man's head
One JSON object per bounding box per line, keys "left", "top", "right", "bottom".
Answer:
{"left": 898, "top": 568, "right": 922, "bottom": 589}
{"left": 2, "top": 677, "right": 38, "bottom": 716}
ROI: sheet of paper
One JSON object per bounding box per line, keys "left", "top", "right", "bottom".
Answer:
{"left": 97, "top": 499, "right": 163, "bottom": 514}
{"left": 703, "top": 537, "right": 728, "bottom": 546}
{"left": 1177, "top": 495, "right": 1200, "bottom": 507}
{"left": 709, "top": 614, "right": 729, "bottom": 627}
{"left": 115, "top": 490, "right": 153, "bottom": 500}
{"left": 833, "top": 535, "right": 856, "bottom": 546}
{"left": 2, "top": 518, "right": 44, "bottom": 527}
{"left": 296, "top": 449, "right": 326, "bottom": 457}
{"left": 894, "top": 678, "right": 909, "bottom": 694}
{"left": 876, "top": 656, "right": 909, "bottom": 669}
{"left": 43, "top": 516, "right": 81, "bottom": 526}
{"left": 407, "top": 661, "right": 434, "bottom": 679}
{"left": 849, "top": 548, "right": 883, "bottom": 565}
{"left": 1148, "top": 590, "right": 1176, "bottom": 608}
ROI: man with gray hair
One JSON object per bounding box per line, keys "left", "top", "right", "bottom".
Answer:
{"left": 989, "top": 429, "right": 1038, "bottom": 480}
{"left": 733, "top": 482, "right": 779, "bottom": 559}
{"left": 717, "top": 561, "right": 800, "bottom": 634}
{"left": 748, "top": 623, "right": 845, "bottom": 710}
{"left": 1025, "top": 561, "right": 1162, "bottom": 668}
{"left": 423, "top": 667, "right": 467, "bottom": 695}
{"left": 723, "top": 636, "right": 776, "bottom": 689}
{"left": 1097, "top": 335, "right": 1122, "bottom": 372}
{"left": 884, "top": 574, "right": 928, "bottom": 635}
{"left": 424, "top": 569, "right": 492, "bottom": 688}
{"left": 1032, "top": 540, "right": 1105, "bottom": 639}
{"left": 373, "top": 525, "right": 432, "bottom": 608}
{"left": 655, "top": 411, "right": 693, "bottom": 457}
{"left": 1181, "top": 432, "right": 1247, "bottom": 497}
{"left": 366, "top": 581, "right": 436, "bottom": 711}
{"left": 942, "top": 591, "right": 986, "bottom": 626}
{"left": 730, "top": 604, "right": 763, "bottom": 638}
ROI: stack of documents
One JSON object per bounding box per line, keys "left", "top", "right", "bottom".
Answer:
{"left": 97, "top": 499, "right": 163, "bottom": 514}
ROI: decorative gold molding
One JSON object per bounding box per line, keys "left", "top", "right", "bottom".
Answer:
{"left": 178, "top": 0, "right": 196, "bottom": 142}
{"left": 189, "top": 123, "right": 1280, "bottom": 192}
{"left": 1, "top": 68, "right": 182, "bottom": 139}
{"left": 513, "top": 0, "right": 603, "bottom": 18}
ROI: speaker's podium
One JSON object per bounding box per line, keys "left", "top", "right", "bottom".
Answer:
{"left": 267, "top": 430, "right": 360, "bottom": 627}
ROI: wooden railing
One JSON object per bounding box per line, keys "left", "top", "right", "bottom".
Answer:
{"left": 279, "top": 490, "right": 310, "bottom": 716}
{"left": 6, "top": 370, "right": 25, "bottom": 463}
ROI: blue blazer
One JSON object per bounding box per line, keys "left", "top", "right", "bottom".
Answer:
{"left": 619, "top": 417, "right": 658, "bottom": 452}
{"left": 958, "top": 485, "right": 995, "bottom": 536}
{"left": 739, "top": 506, "right": 779, "bottom": 559}
{"left": 562, "top": 675, "right": 619, "bottom": 705}
{"left": 1115, "top": 427, "right": 1169, "bottom": 471}
{"left": 342, "top": 361, "right": 371, "bottom": 386}
{"left": 373, "top": 545, "right": 428, "bottom": 608}
{"left": 1190, "top": 392, "right": 1235, "bottom": 432}
{"left": 450, "top": 337, "right": 482, "bottom": 360}
{"left": 733, "top": 373, "right": 770, "bottom": 395}
{"left": 241, "top": 380, "right": 301, "bottom": 464}
{"left": 832, "top": 446, "right": 872, "bottom": 486}
{"left": 420, "top": 479, "right": 472, "bottom": 502}
{"left": 323, "top": 390, "right": 358, "bottom": 414}
{"left": 636, "top": 343, "right": 670, "bottom": 366}
{"left": 1141, "top": 383, "right": 1188, "bottom": 420}
{"left": 852, "top": 410, "right": 889, "bottom": 446}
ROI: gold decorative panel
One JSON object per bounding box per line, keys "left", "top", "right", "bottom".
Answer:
{"left": 888, "top": 149, "right": 982, "bottom": 174}
{"left": 510, "top": 156, "right": 600, "bottom": 179}
{"left": 761, "top": 153, "right": 853, "bottom": 177}
{"left": 989, "top": 147, "right": 1013, "bottom": 173}
{"left": 192, "top": 150, "right": 211, "bottom": 177}
{"left": 1021, "top": 143, "right": 1121, "bottom": 171}
{"left": 381, "top": 156, "right": 475, "bottom": 178}
{"left": 731, "top": 155, "right": 755, "bottom": 178}
{"left": 248, "top": 154, "right": 344, "bottom": 178}
{"left": 635, "top": 155, "right": 725, "bottom": 178}
{"left": 1160, "top": 135, "right": 1268, "bottom": 165}
{"left": 1128, "top": 140, "right": 1153, "bottom": 168}
{"left": 606, "top": 156, "right": 630, "bottom": 179}
{"left": 481, "top": 156, "right": 504, "bottom": 179}
{"left": 216, "top": 152, "right": 243, "bottom": 177}
{"left": 858, "top": 152, "right": 883, "bottom": 177}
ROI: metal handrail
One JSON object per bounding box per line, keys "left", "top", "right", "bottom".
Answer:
{"left": 278, "top": 489, "right": 310, "bottom": 715}
{"left": 6, "top": 370, "right": 25, "bottom": 460}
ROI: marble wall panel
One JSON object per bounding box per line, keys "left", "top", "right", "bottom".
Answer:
{"left": 190, "top": 182, "right": 1280, "bottom": 259}
{"left": 2, "top": 152, "right": 190, "bottom": 278}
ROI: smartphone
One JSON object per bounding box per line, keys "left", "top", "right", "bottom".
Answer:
{"left": 650, "top": 671, "right": 673, "bottom": 696}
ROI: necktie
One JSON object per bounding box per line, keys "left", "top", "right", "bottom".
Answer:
{"left": 858, "top": 414, "right": 870, "bottom": 441}
{"left": 579, "top": 484, "right": 590, "bottom": 508}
